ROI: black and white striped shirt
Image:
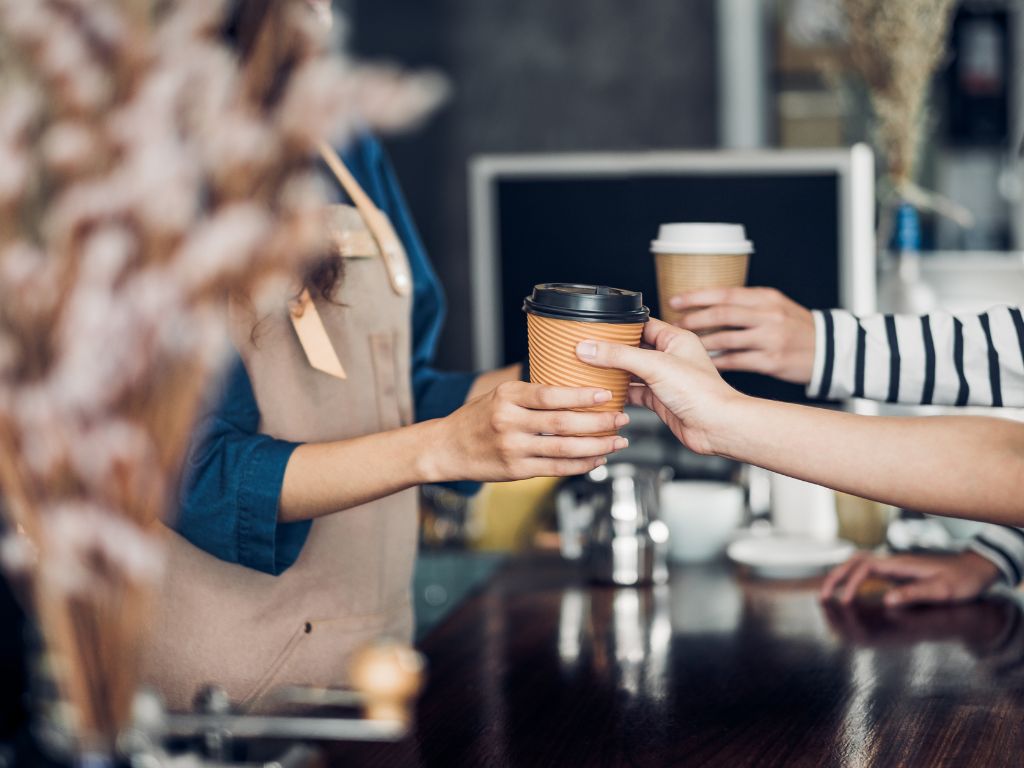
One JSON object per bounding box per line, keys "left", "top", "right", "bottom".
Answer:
{"left": 809, "top": 306, "right": 1024, "bottom": 586}
{"left": 809, "top": 306, "right": 1024, "bottom": 407}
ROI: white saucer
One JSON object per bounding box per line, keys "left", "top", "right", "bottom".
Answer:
{"left": 727, "top": 535, "right": 856, "bottom": 580}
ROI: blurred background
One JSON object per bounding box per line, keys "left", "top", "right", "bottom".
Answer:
{"left": 345, "top": 0, "right": 1024, "bottom": 370}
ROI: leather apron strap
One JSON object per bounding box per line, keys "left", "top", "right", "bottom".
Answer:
{"left": 317, "top": 141, "right": 413, "bottom": 298}
{"left": 289, "top": 145, "right": 415, "bottom": 380}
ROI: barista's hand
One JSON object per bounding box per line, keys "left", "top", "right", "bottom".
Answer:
{"left": 820, "top": 550, "right": 1002, "bottom": 607}
{"left": 670, "top": 287, "right": 815, "bottom": 385}
{"left": 575, "top": 318, "right": 741, "bottom": 456}
{"left": 435, "top": 381, "right": 629, "bottom": 482}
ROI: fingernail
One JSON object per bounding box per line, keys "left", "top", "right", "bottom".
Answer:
{"left": 595, "top": 457, "right": 608, "bottom": 466}
{"left": 593, "top": 389, "right": 612, "bottom": 403}
{"left": 613, "top": 437, "right": 629, "bottom": 450}
{"left": 577, "top": 340, "right": 598, "bottom": 360}
{"left": 614, "top": 412, "right": 630, "bottom": 427}
{"left": 669, "top": 297, "right": 685, "bottom": 309}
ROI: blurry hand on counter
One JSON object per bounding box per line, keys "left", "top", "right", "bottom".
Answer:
{"left": 820, "top": 551, "right": 1002, "bottom": 607}
{"left": 670, "top": 287, "right": 815, "bottom": 385}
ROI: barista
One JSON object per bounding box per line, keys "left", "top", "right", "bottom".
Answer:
{"left": 142, "top": 0, "right": 626, "bottom": 710}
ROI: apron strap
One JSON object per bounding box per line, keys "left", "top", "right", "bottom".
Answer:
{"left": 318, "top": 141, "right": 413, "bottom": 298}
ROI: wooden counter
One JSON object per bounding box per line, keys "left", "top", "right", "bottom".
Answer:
{"left": 328, "top": 554, "right": 1024, "bottom": 767}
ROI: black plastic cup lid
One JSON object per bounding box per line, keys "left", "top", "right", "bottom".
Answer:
{"left": 523, "top": 283, "right": 650, "bottom": 324}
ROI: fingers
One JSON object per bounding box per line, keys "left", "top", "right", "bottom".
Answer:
{"left": 836, "top": 556, "right": 885, "bottom": 604}
{"left": 711, "top": 351, "right": 770, "bottom": 373}
{"left": 642, "top": 317, "right": 691, "bottom": 351}
{"left": 527, "top": 434, "right": 628, "bottom": 459}
{"left": 576, "top": 337, "right": 667, "bottom": 379}
{"left": 670, "top": 286, "right": 778, "bottom": 311}
{"left": 502, "top": 381, "right": 613, "bottom": 410}
{"left": 822, "top": 554, "right": 946, "bottom": 605}
{"left": 522, "top": 408, "right": 628, "bottom": 436}
{"left": 820, "top": 553, "right": 866, "bottom": 601}
{"left": 884, "top": 578, "right": 955, "bottom": 607}
{"left": 680, "top": 306, "right": 766, "bottom": 333}
{"left": 523, "top": 456, "right": 611, "bottom": 478}
{"left": 700, "top": 329, "right": 759, "bottom": 353}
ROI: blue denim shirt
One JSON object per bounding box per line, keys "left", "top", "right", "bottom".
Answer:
{"left": 174, "top": 133, "right": 478, "bottom": 575}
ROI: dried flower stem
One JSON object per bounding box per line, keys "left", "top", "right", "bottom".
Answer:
{"left": 841, "top": 0, "right": 957, "bottom": 190}
{"left": 0, "top": 0, "right": 445, "bottom": 750}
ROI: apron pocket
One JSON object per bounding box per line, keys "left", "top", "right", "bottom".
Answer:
{"left": 239, "top": 605, "right": 414, "bottom": 712}
{"left": 369, "top": 330, "right": 412, "bottom": 430}
{"left": 239, "top": 620, "right": 311, "bottom": 710}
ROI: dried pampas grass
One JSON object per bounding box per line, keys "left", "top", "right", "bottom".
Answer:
{"left": 841, "top": 0, "right": 957, "bottom": 190}
{"left": 0, "top": 0, "right": 444, "bottom": 753}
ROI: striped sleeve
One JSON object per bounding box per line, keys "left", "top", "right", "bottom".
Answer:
{"left": 808, "top": 306, "right": 1024, "bottom": 407}
{"left": 968, "top": 525, "right": 1024, "bottom": 586}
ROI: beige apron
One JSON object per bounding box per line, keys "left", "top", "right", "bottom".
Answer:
{"left": 143, "top": 162, "right": 418, "bottom": 712}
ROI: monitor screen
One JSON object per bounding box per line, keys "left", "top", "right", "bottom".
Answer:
{"left": 488, "top": 171, "right": 847, "bottom": 405}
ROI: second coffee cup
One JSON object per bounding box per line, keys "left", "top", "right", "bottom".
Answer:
{"left": 651, "top": 223, "right": 753, "bottom": 327}
{"left": 523, "top": 283, "right": 649, "bottom": 422}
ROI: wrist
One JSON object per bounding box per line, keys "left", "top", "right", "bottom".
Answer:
{"left": 961, "top": 549, "right": 1003, "bottom": 588}
{"left": 707, "top": 392, "right": 764, "bottom": 460}
{"left": 412, "top": 419, "right": 453, "bottom": 485}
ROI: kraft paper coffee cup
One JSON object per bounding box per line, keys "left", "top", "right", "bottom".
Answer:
{"left": 523, "top": 284, "right": 649, "bottom": 425}
{"left": 650, "top": 223, "right": 753, "bottom": 327}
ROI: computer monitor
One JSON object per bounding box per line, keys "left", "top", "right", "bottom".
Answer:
{"left": 469, "top": 146, "right": 876, "bottom": 404}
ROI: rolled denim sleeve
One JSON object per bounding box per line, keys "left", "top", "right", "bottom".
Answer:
{"left": 413, "top": 367, "right": 477, "bottom": 423}
{"left": 175, "top": 359, "right": 309, "bottom": 575}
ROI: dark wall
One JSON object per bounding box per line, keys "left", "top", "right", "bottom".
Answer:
{"left": 349, "top": 0, "right": 718, "bottom": 369}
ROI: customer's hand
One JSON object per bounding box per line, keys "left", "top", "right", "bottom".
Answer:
{"left": 437, "top": 381, "right": 629, "bottom": 482}
{"left": 669, "top": 287, "right": 815, "bottom": 385}
{"left": 575, "top": 318, "right": 741, "bottom": 455}
{"left": 820, "top": 550, "right": 1002, "bottom": 607}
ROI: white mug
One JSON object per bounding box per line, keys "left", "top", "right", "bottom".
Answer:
{"left": 659, "top": 481, "right": 745, "bottom": 562}
{"left": 769, "top": 472, "right": 838, "bottom": 541}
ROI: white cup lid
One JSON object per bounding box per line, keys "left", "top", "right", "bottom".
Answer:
{"left": 651, "top": 223, "right": 754, "bottom": 255}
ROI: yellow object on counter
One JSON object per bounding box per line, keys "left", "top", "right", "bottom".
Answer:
{"left": 835, "top": 492, "right": 895, "bottom": 549}
{"left": 469, "top": 476, "right": 561, "bottom": 552}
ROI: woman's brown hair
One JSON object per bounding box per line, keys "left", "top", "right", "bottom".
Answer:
{"left": 225, "top": 0, "right": 346, "bottom": 304}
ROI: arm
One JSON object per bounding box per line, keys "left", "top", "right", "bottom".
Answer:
{"left": 176, "top": 359, "right": 308, "bottom": 576}
{"left": 674, "top": 288, "right": 1024, "bottom": 407}
{"left": 576, "top": 318, "right": 1024, "bottom": 528}
{"left": 808, "top": 306, "right": 1024, "bottom": 407}
{"left": 713, "top": 401, "right": 1024, "bottom": 524}
{"left": 182, "top": 360, "right": 625, "bottom": 572}
{"left": 278, "top": 381, "right": 628, "bottom": 522}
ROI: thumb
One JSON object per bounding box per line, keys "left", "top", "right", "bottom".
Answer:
{"left": 884, "top": 578, "right": 953, "bottom": 607}
{"left": 576, "top": 339, "right": 664, "bottom": 379}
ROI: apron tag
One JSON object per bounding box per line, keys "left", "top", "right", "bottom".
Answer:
{"left": 289, "top": 289, "right": 347, "bottom": 380}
